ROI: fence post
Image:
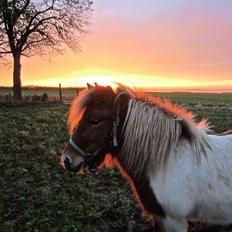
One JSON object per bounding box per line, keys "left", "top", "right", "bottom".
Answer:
{"left": 8, "top": 91, "right": 11, "bottom": 105}
{"left": 59, "top": 83, "right": 63, "bottom": 103}
{"left": 76, "top": 87, "right": 79, "bottom": 96}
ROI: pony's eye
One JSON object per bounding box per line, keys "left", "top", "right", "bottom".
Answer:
{"left": 89, "top": 118, "right": 101, "bottom": 126}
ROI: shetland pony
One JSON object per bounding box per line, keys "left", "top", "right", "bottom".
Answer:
{"left": 61, "top": 84, "right": 232, "bottom": 232}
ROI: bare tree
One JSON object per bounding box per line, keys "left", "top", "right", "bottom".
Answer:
{"left": 0, "top": 0, "right": 92, "bottom": 99}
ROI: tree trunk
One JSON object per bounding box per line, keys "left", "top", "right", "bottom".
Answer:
{"left": 13, "top": 53, "right": 22, "bottom": 100}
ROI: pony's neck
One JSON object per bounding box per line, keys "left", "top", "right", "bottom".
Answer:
{"left": 118, "top": 99, "right": 182, "bottom": 179}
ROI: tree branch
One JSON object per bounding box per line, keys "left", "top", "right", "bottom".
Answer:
{"left": 0, "top": 0, "right": 93, "bottom": 59}
{"left": 0, "top": 50, "right": 11, "bottom": 54}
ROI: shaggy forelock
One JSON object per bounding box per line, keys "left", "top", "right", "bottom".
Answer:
{"left": 68, "top": 88, "right": 95, "bottom": 134}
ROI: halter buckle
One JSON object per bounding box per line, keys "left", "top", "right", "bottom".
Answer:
{"left": 112, "top": 116, "right": 120, "bottom": 147}
{"left": 113, "top": 116, "right": 119, "bottom": 127}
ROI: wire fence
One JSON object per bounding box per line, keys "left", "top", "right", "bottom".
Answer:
{"left": 0, "top": 83, "right": 82, "bottom": 106}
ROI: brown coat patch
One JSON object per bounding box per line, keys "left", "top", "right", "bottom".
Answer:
{"left": 112, "top": 158, "right": 166, "bottom": 221}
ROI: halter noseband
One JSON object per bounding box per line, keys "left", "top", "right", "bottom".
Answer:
{"left": 69, "top": 137, "right": 100, "bottom": 159}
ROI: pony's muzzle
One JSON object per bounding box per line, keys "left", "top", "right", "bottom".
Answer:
{"left": 63, "top": 155, "right": 85, "bottom": 173}
{"left": 64, "top": 156, "right": 72, "bottom": 170}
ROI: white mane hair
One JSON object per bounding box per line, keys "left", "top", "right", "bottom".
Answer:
{"left": 118, "top": 91, "right": 212, "bottom": 179}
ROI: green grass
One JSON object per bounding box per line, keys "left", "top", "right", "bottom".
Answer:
{"left": 0, "top": 88, "right": 77, "bottom": 99}
{"left": 0, "top": 104, "right": 139, "bottom": 232}
{"left": 153, "top": 92, "right": 232, "bottom": 104}
{"left": 1, "top": 88, "right": 232, "bottom": 102}
{"left": 0, "top": 94, "right": 232, "bottom": 232}
{"left": 152, "top": 93, "right": 232, "bottom": 133}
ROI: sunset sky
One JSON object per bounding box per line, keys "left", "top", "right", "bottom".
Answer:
{"left": 1, "top": 0, "right": 232, "bottom": 92}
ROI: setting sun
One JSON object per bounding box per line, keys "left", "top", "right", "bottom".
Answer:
{"left": 82, "top": 75, "right": 116, "bottom": 87}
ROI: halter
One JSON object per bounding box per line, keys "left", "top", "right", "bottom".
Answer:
{"left": 69, "top": 137, "right": 100, "bottom": 159}
{"left": 112, "top": 115, "right": 120, "bottom": 147}
{"left": 68, "top": 115, "right": 120, "bottom": 165}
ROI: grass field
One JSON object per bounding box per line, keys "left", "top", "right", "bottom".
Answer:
{"left": 0, "top": 93, "right": 232, "bottom": 232}
{"left": 0, "top": 88, "right": 77, "bottom": 99}
{"left": 1, "top": 87, "right": 232, "bottom": 103}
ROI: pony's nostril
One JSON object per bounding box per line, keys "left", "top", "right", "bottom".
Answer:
{"left": 64, "top": 156, "right": 71, "bottom": 169}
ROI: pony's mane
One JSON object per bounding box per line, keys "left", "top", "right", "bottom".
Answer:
{"left": 68, "top": 84, "right": 212, "bottom": 178}
{"left": 117, "top": 86, "right": 212, "bottom": 179}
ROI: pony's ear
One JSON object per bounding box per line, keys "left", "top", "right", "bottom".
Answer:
{"left": 116, "top": 87, "right": 123, "bottom": 94}
{"left": 106, "top": 85, "right": 113, "bottom": 91}
{"left": 87, "top": 83, "right": 94, "bottom": 89}
{"left": 94, "top": 82, "right": 99, "bottom": 88}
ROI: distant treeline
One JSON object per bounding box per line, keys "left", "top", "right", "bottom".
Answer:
{"left": 0, "top": 86, "right": 85, "bottom": 91}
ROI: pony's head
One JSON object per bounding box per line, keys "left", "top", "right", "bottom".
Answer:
{"left": 61, "top": 83, "right": 129, "bottom": 172}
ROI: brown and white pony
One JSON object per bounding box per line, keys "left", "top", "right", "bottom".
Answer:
{"left": 61, "top": 84, "right": 232, "bottom": 232}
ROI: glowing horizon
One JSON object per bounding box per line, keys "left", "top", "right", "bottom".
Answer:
{"left": 22, "top": 69, "right": 232, "bottom": 93}
{"left": 2, "top": 68, "right": 232, "bottom": 93}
